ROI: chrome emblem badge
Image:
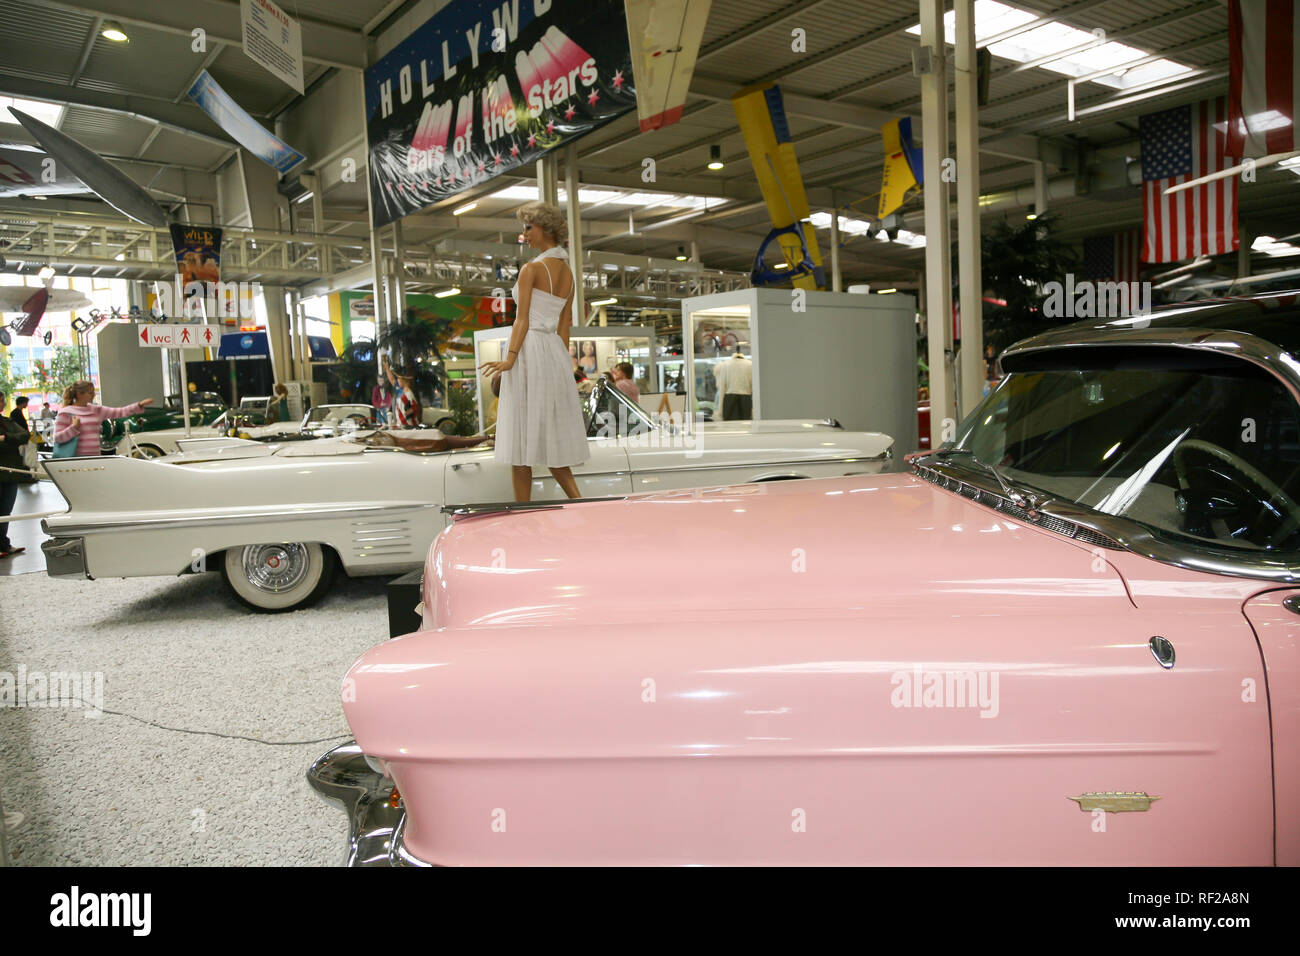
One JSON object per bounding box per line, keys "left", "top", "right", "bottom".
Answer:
{"left": 1068, "top": 791, "right": 1161, "bottom": 812}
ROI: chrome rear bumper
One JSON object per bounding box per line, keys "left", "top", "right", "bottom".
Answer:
{"left": 306, "top": 742, "right": 428, "bottom": 867}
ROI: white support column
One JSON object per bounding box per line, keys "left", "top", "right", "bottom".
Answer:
{"left": 920, "top": 0, "right": 955, "bottom": 445}
{"left": 565, "top": 144, "right": 585, "bottom": 332}
{"left": 389, "top": 220, "right": 406, "bottom": 325}
{"left": 955, "top": 0, "right": 985, "bottom": 415}
{"left": 830, "top": 188, "right": 842, "bottom": 292}
{"left": 262, "top": 285, "right": 292, "bottom": 385}
{"left": 537, "top": 155, "right": 559, "bottom": 206}
{"left": 359, "top": 70, "right": 387, "bottom": 371}
{"left": 368, "top": 226, "right": 387, "bottom": 344}
{"left": 291, "top": 290, "right": 305, "bottom": 382}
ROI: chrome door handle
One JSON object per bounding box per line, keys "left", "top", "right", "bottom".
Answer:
{"left": 1148, "top": 635, "right": 1175, "bottom": 669}
{"left": 451, "top": 462, "right": 480, "bottom": 471}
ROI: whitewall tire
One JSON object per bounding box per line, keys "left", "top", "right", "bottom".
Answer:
{"left": 222, "top": 542, "right": 335, "bottom": 612}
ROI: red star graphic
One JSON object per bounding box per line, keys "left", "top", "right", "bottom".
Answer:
{"left": 546, "top": 120, "right": 555, "bottom": 134}
{"left": 509, "top": 143, "right": 520, "bottom": 157}
{"left": 526, "top": 133, "right": 536, "bottom": 148}
{"left": 564, "top": 105, "right": 576, "bottom": 120}
{"left": 587, "top": 89, "right": 600, "bottom": 106}
{"left": 612, "top": 70, "right": 625, "bottom": 90}
{"left": 477, "top": 160, "right": 486, "bottom": 174}
{"left": 493, "top": 152, "right": 503, "bottom": 166}
{"left": 433, "top": 176, "right": 442, "bottom": 188}
{"left": 449, "top": 168, "right": 457, "bottom": 182}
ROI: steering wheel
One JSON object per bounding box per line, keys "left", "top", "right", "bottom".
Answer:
{"left": 1173, "top": 439, "right": 1300, "bottom": 546}
{"left": 346, "top": 413, "right": 370, "bottom": 426}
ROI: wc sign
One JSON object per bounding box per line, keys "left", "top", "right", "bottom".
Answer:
{"left": 138, "top": 325, "right": 220, "bottom": 348}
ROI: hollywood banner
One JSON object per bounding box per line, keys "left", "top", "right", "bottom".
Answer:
{"left": 364, "top": 0, "right": 637, "bottom": 228}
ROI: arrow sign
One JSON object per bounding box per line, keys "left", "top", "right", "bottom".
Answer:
{"left": 138, "top": 325, "right": 221, "bottom": 348}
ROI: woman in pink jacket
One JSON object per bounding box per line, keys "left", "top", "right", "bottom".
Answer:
{"left": 52, "top": 380, "right": 154, "bottom": 457}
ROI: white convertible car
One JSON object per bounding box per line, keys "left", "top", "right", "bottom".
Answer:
{"left": 41, "top": 380, "right": 894, "bottom": 611}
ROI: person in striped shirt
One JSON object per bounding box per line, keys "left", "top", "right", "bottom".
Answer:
{"left": 51, "top": 380, "right": 154, "bottom": 457}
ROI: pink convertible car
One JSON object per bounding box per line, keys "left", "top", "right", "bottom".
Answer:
{"left": 311, "top": 293, "right": 1300, "bottom": 866}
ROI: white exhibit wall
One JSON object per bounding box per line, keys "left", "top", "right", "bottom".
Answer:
{"left": 95, "top": 321, "right": 167, "bottom": 408}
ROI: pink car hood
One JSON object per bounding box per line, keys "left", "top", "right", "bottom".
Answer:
{"left": 423, "top": 472, "right": 1134, "bottom": 630}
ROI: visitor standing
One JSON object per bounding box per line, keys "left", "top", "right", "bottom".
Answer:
{"left": 51, "top": 381, "right": 153, "bottom": 457}
{"left": 0, "top": 391, "right": 30, "bottom": 558}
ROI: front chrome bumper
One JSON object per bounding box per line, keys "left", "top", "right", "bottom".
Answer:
{"left": 41, "top": 536, "right": 87, "bottom": 578}
{"left": 307, "top": 742, "right": 428, "bottom": 867}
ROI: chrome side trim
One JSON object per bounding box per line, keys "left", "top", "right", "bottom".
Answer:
{"left": 629, "top": 453, "right": 891, "bottom": 479}
{"left": 48, "top": 501, "right": 438, "bottom": 536}
{"left": 442, "top": 496, "right": 628, "bottom": 517}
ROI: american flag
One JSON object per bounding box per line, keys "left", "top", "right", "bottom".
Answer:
{"left": 1139, "top": 97, "right": 1239, "bottom": 264}
{"left": 1227, "top": 0, "right": 1300, "bottom": 156}
{"left": 1083, "top": 230, "right": 1142, "bottom": 282}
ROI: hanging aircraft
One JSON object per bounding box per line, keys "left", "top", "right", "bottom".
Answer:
{"left": 0, "top": 281, "right": 93, "bottom": 346}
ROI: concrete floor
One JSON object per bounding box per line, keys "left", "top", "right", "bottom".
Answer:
{"left": 0, "top": 479, "right": 63, "bottom": 576}
{"left": 0, "top": 510, "right": 388, "bottom": 866}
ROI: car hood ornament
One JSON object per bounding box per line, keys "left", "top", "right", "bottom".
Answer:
{"left": 1068, "top": 791, "right": 1162, "bottom": 812}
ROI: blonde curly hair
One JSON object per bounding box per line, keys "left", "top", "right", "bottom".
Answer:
{"left": 516, "top": 201, "right": 567, "bottom": 244}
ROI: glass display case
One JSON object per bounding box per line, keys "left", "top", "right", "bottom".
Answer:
{"left": 686, "top": 306, "right": 752, "bottom": 421}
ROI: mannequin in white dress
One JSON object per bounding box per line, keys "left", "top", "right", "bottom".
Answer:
{"left": 479, "top": 201, "right": 589, "bottom": 501}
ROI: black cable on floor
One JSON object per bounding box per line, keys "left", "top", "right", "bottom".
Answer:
{"left": 62, "top": 695, "right": 352, "bottom": 746}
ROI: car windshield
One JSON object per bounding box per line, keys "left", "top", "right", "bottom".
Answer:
{"left": 584, "top": 378, "right": 654, "bottom": 437}
{"left": 948, "top": 350, "right": 1300, "bottom": 553}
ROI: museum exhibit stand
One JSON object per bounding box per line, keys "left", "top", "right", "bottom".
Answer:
{"left": 682, "top": 288, "right": 918, "bottom": 453}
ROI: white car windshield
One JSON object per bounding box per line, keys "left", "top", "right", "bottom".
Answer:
{"left": 949, "top": 352, "right": 1300, "bottom": 553}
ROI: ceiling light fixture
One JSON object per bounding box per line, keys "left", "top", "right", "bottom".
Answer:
{"left": 453, "top": 202, "right": 477, "bottom": 215}
{"left": 675, "top": 246, "right": 687, "bottom": 261}
{"left": 590, "top": 297, "right": 617, "bottom": 307}
{"left": 707, "top": 144, "right": 724, "bottom": 170}
{"left": 878, "top": 287, "right": 898, "bottom": 294}
{"left": 1025, "top": 203, "right": 1038, "bottom": 221}
{"left": 101, "top": 21, "right": 129, "bottom": 42}
{"left": 434, "top": 287, "right": 461, "bottom": 298}
{"left": 37, "top": 265, "right": 56, "bottom": 279}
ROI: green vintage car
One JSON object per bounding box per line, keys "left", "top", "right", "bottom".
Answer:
{"left": 100, "top": 392, "right": 228, "bottom": 454}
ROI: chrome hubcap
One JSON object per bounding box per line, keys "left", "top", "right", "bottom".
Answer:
{"left": 242, "top": 543, "right": 309, "bottom": 593}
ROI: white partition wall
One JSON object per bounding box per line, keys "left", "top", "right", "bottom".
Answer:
{"left": 683, "top": 288, "right": 918, "bottom": 457}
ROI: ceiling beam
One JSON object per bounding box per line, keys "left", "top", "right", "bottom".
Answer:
{"left": 175, "top": 41, "right": 226, "bottom": 103}
{"left": 688, "top": 74, "right": 1057, "bottom": 165}
{"left": 134, "top": 124, "right": 164, "bottom": 158}
{"left": 697, "top": 0, "right": 835, "bottom": 62}
{"left": 0, "top": 72, "right": 237, "bottom": 147}
{"left": 24, "top": 0, "right": 369, "bottom": 71}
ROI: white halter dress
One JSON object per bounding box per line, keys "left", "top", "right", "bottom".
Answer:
{"left": 494, "top": 246, "right": 590, "bottom": 468}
